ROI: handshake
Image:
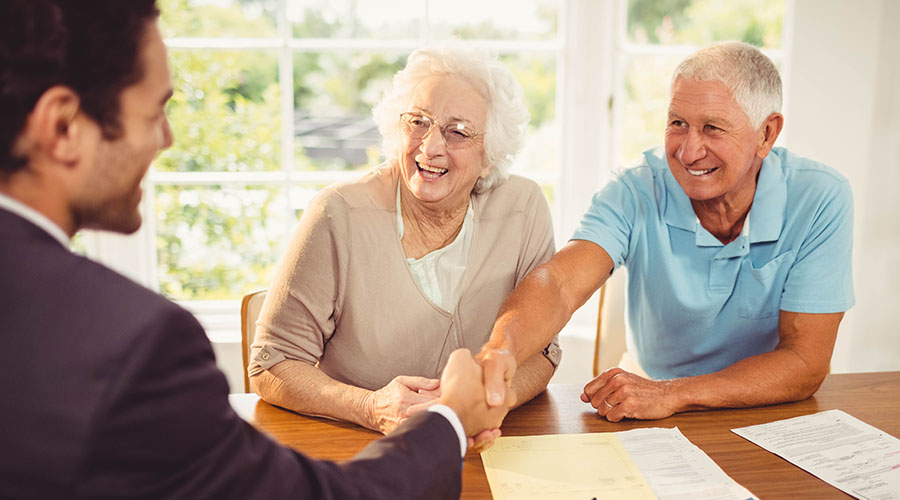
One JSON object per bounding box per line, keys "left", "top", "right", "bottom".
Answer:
{"left": 370, "top": 347, "right": 518, "bottom": 450}
{"left": 436, "top": 349, "right": 516, "bottom": 449}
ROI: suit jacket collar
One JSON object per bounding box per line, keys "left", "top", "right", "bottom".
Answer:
{"left": 0, "top": 205, "right": 69, "bottom": 249}
{"left": 0, "top": 192, "right": 70, "bottom": 247}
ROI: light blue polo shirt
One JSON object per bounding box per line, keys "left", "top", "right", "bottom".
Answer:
{"left": 572, "top": 147, "right": 854, "bottom": 380}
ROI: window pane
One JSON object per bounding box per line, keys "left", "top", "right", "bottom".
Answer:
{"left": 627, "top": 0, "right": 784, "bottom": 48}
{"left": 428, "top": 0, "right": 559, "bottom": 40}
{"left": 289, "top": 0, "right": 421, "bottom": 39}
{"left": 501, "top": 53, "right": 559, "bottom": 196}
{"left": 156, "top": 49, "right": 281, "bottom": 173}
{"left": 291, "top": 183, "right": 333, "bottom": 212}
{"left": 294, "top": 51, "right": 408, "bottom": 171}
{"left": 620, "top": 55, "right": 680, "bottom": 165}
{"left": 155, "top": 185, "right": 289, "bottom": 300}
{"left": 70, "top": 233, "right": 88, "bottom": 256}
{"left": 620, "top": 1, "right": 786, "bottom": 166}
{"left": 619, "top": 54, "right": 787, "bottom": 166}
{"left": 159, "top": 0, "right": 279, "bottom": 38}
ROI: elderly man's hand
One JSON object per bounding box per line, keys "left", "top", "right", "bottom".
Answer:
{"left": 439, "top": 349, "right": 514, "bottom": 443}
{"left": 581, "top": 368, "right": 680, "bottom": 422}
{"left": 475, "top": 348, "right": 518, "bottom": 408}
{"left": 365, "top": 375, "right": 441, "bottom": 434}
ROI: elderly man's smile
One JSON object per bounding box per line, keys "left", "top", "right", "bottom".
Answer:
{"left": 686, "top": 166, "right": 718, "bottom": 176}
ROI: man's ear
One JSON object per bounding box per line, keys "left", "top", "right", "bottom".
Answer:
{"left": 21, "top": 86, "right": 89, "bottom": 168}
{"left": 756, "top": 112, "right": 784, "bottom": 160}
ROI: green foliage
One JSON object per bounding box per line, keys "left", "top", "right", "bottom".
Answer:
{"left": 148, "top": 1, "right": 567, "bottom": 301}
{"left": 149, "top": 0, "right": 784, "bottom": 301}
{"left": 159, "top": 50, "right": 281, "bottom": 173}
{"left": 295, "top": 52, "right": 406, "bottom": 115}
{"left": 678, "top": 0, "right": 784, "bottom": 47}
{"left": 159, "top": 0, "right": 277, "bottom": 38}
{"left": 627, "top": 0, "right": 783, "bottom": 46}
{"left": 70, "top": 232, "right": 88, "bottom": 256}
{"left": 620, "top": 0, "right": 785, "bottom": 165}
{"left": 155, "top": 185, "right": 287, "bottom": 300}
{"left": 503, "top": 55, "right": 556, "bottom": 127}
{"left": 291, "top": 7, "right": 340, "bottom": 38}
{"left": 156, "top": 0, "right": 286, "bottom": 300}
{"left": 628, "top": 0, "right": 693, "bottom": 44}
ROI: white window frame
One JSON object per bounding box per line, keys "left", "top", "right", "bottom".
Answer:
{"left": 83, "top": 0, "right": 569, "bottom": 343}
{"left": 555, "top": 0, "right": 795, "bottom": 338}
{"left": 81, "top": 0, "right": 793, "bottom": 344}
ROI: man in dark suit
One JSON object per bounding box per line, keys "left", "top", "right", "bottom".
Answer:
{"left": 0, "top": 1, "right": 508, "bottom": 498}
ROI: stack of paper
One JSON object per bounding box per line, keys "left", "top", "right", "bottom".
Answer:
{"left": 733, "top": 409, "right": 900, "bottom": 499}
{"left": 481, "top": 428, "right": 755, "bottom": 500}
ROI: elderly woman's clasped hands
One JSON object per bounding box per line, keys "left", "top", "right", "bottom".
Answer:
{"left": 364, "top": 375, "right": 441, "bottom": 434}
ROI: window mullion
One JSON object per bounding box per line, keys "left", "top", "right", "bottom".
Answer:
{"left": 278, "top": 0, "right": 295, "bottom": 237}
{"left": 558, "top": 0, "right": 617, "bottom": 244}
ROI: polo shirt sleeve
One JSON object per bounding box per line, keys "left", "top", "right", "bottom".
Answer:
{"left": 780, "top": 178, "right": 855, "bottom": 313}
{"left": 570, "top": 171, "right": 638, "bottom": 271}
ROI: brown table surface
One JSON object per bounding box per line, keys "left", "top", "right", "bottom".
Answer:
{"left": 229, "top": 371, "right": 900, "bottom": 499}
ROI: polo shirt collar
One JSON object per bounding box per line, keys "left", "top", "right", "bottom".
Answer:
{"left": 661, "top": 163, "right": 697, "bottom": 232}
{"left": 747, "top": 151, "right": 786, "bottom": 243}
{"left": 662, "top": 151, "right": 786, "bottom": 245}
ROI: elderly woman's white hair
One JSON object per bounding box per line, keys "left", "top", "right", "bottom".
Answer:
{"left": 372, "top": 44, "right": 530, "bottom": 193}
{"left": 672, "top": 41, "right": 782, "bottom": 129}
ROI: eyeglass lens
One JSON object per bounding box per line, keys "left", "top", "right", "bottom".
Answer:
{"left": 400, "top": 113, "right": 476, "bottom": 148}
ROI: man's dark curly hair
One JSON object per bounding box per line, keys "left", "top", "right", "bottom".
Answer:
{"left": 0, "top": 0, "right": 160, "bottom": 173}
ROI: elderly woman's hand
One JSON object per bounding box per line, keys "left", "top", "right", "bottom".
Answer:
{"left": 364, "top": 375, "right": 441, "bottom": 434}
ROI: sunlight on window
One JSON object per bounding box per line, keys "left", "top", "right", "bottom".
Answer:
{"left": 619, "top": 0, "right": 785, "bottom": 166}
{"left": 155, "top": 0, "right": 560, "bottom": 301}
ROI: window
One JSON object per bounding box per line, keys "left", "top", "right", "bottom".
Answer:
{"left": 81, "top": 0, "right": 788, "bottom": 354}
{"left": 77, "top": 0, "right": 561, "bottom": 340}
{"left": 615, "top": 0, "right": 789, "bottom": 166}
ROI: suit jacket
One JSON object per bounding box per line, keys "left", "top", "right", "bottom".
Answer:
{"left": 0, "top": 207, "right": 463, "bottom": 499}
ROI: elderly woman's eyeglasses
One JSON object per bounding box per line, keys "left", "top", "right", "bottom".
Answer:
{"left": 399, "top": 112, "right": 482, "bottom": 149}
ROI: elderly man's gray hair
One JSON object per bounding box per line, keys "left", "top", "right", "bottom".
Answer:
{"left": 672, "top": 41, "right": 782, "bottom": 129}
{"left": 372, "top": 44, "right": 530, "bottom": 193}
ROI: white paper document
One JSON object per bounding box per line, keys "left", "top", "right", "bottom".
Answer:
{"left": 481, "top": 428, "right": 754, "bottom": 500}
{"left": 617, "top": 428, "right": 757, "bottom": 500}
{"left": 732, "top": 409, "right": 900, "bottom": 500}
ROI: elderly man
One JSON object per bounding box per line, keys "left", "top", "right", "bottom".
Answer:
{"left": 0, "top": 0, "right": 506, "bottom": 497}
{"left": 478, "top": 41, "right": 853, "bottom": 421}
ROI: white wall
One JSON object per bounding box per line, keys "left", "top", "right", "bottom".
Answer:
{"left": 784, "top": 0, "right": 900, "bottom": 372}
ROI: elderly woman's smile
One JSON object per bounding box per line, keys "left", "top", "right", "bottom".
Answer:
{"left": 416, "top": 160, "right": 449, "bottom": 178}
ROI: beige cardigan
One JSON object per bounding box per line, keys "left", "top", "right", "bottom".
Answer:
{"left": 249, "top": 164, "right": 561, "bottom": 390}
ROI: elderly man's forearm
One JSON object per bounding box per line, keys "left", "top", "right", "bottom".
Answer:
{"left": 484, "top": 267, "right": 576, "bottom": 365}
{"left": 666, "top": 350, "right": 830, "bottom": 412}
{"left": 509, "top": 353, "right": 555, "bottom": 408}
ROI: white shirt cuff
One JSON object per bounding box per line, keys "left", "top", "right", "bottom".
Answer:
{"left": 427, "top": 404, "right": 467, "bottom": 458}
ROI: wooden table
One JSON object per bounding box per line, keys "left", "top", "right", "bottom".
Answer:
{"left": 229, "top": 371, "right": 900, "bottom": 499}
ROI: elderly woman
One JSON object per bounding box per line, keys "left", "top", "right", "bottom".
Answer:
{"left": 248, "top": 45, "right": 560, "bottom": 435}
